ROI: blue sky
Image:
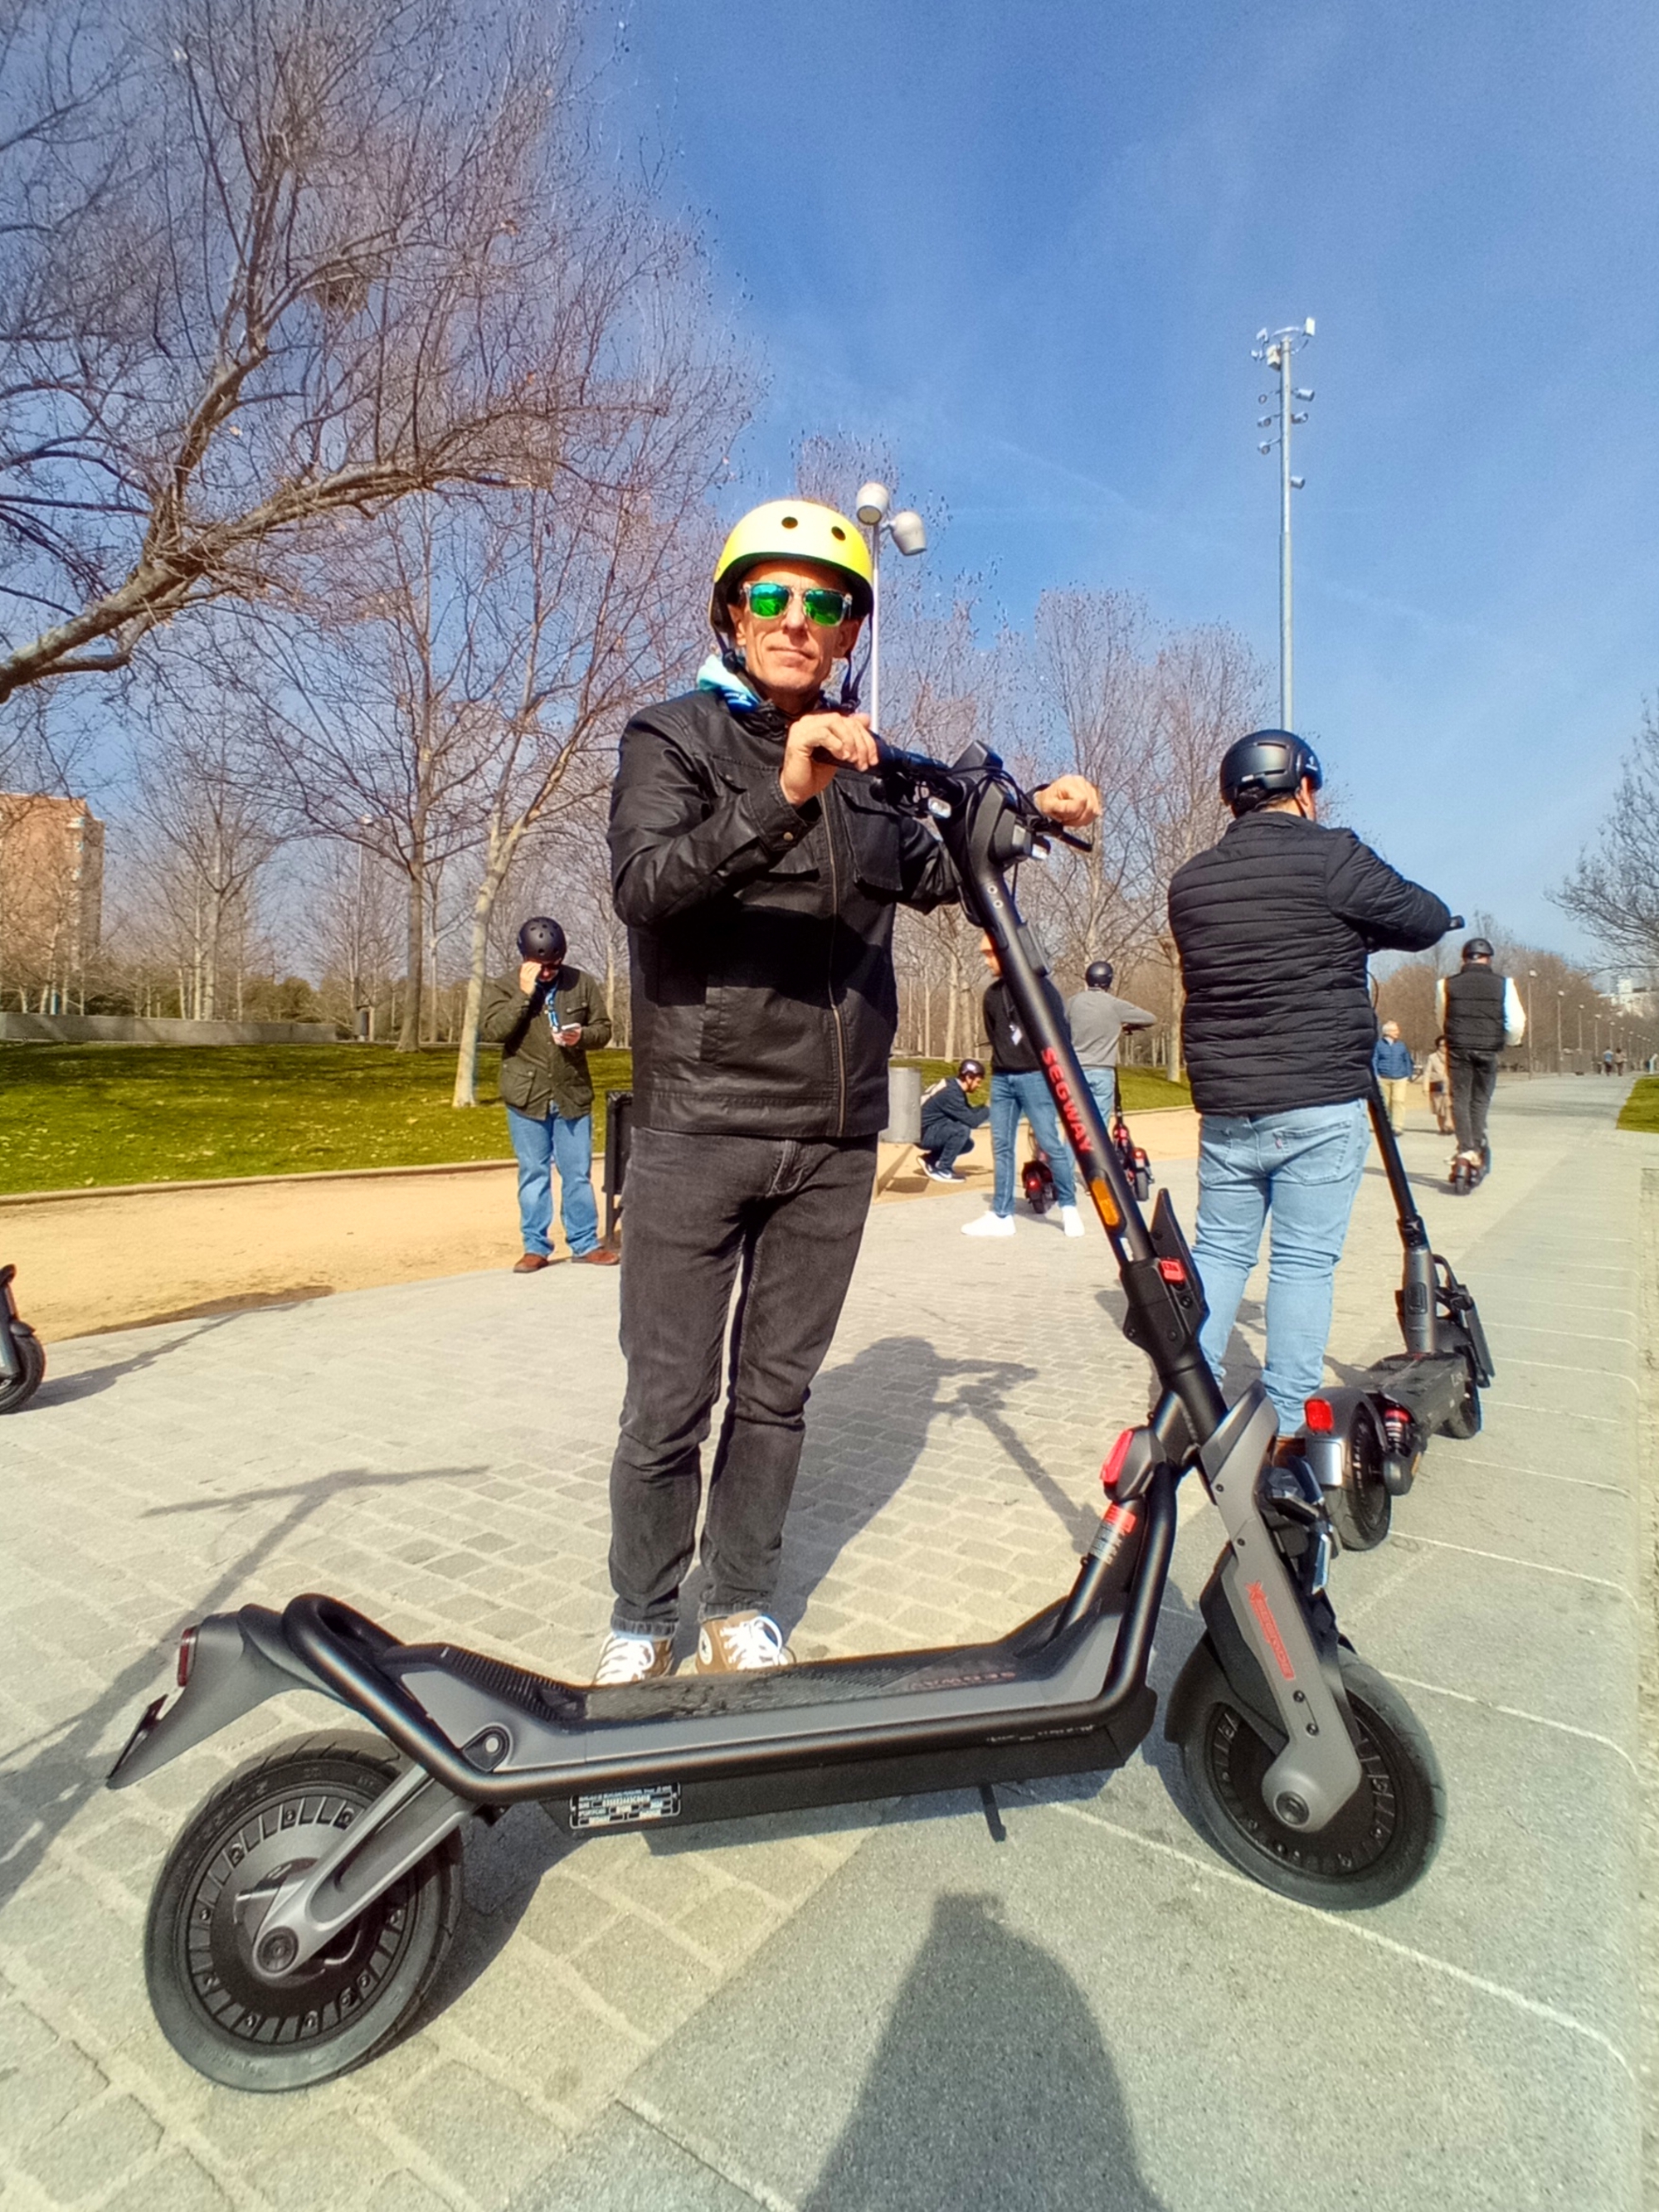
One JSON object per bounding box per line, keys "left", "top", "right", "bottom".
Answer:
{"left": 605, "top": 0, "right": 1658, "bottom": 961}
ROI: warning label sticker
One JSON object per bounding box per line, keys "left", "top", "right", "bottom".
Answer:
{"left": 570, "top": 1783, "right": 682, "bottom": 1830}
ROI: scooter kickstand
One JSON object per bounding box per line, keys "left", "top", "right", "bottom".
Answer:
{"left": 979, "top": 1783, "right": 1008, "bottom": 1843}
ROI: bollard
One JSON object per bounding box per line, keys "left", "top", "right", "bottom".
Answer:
{"left": 881, "top": 1065, "right": 922, "bottom": 1145}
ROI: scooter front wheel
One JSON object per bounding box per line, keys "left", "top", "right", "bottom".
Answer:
{"left": 144, "top": 1736, "right": 463, "bottom": 2091}
{"left": 1173, "top": 1647, "right": 1444, "bottom": 1908}
{"left": 0, "top": 1332, "right": 45, "bottom": 1413}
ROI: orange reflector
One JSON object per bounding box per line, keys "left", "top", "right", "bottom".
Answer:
{"left": 1303, "top": 1396, "right": 1335, "bottom": 1434}
{"left": 1100, "top": 1428, "right": 1136, "bottom": 1490}
{"left": 1087, "top": 1176, "right": 1121, "bottom": 1229}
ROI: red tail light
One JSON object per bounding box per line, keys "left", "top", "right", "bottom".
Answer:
{"left": 177, "top": 1625, "right": 199, "bottom": 1687}
{"left": 1303, "top": 1397, "right": 1335, "bottom": 1435}
{"left": 1100, "top": 1429, "right": 1136, "bottom": 1489}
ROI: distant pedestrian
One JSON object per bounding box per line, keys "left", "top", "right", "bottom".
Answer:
{"left": 964, "top": 934, "right": 1084, "bottom": 1239}
{"left": 1438, "top": 938, "right": 1525, "bottom": 1176}
{"left": 1423, "top": 1042, "right": 1452, "bottom": 1133}
{"left": 1602, "top": 1049, "right": 1615, "bottom": 1075}
{"left": 1616, "top": 1048, "right": 1627, "bottom": 1076}
{"left": 1371, "top": 1021, "right": 1415, "bottom": 1129}
{"left": 1065, "top": 960, "right": 1155, "bottom": 1124}
{"left": 480, "top": 915, "right": 616, "bottom": 1272}
{"left": 919, "top": 1059, "right": 989, "bottom": 1182}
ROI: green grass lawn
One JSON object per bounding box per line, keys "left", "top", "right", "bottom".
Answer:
{"left": 1617, "top": 1074, "right": 1659, "bottom": 1133}
{"left": 0, "top": 1044, "right": 634, "bottom": 1194}
{"left": 0, "top": 1043, "right": 1194, "bottom": 1196}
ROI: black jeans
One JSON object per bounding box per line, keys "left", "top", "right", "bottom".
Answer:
{"left": 1449, "top": 1050, "right": 1499, "bottom": 1155}
{"left": 921, "top": 1122, "right": 974, "bottom": 1173}
{"left": 608, "top": 1126, "right": 878, "bottom": 1635}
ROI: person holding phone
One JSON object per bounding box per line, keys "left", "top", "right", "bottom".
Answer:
{"left": 479, "top": 914, "right": 616, "bottom": 1271}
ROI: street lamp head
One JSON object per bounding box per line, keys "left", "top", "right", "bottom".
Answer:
{"left": 1289, "top": 475, "right": 1305, "bottom": 489}
{"left": 854, "top": 481, "right": 891, "bottom": 527}
{"left": 1303, "top": 317, "right": 1316, "bottom": 337}
{"left": 1293, "top": 388, "right": 1315, "bottom": 401}
{"left": 1258, "top": 441, "right": 1272, "bottom": 455}
{"left": 888, "top": 509, "right": 927, "bottom": 556}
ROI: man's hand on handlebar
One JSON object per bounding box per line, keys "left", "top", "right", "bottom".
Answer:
{"left": 1029, "top": 775, "right": 1101, "bottom": 831}
{"left": 780, "top": 712, "right": 878, "bottom": 806}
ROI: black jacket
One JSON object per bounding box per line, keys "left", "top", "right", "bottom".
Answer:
{"left": 982, "top": 977, "right": 1069, "bottom": 1076}
{"left": 1442, "top": 965, "right": 1507, "bottom": 1053}
{"left": 478, "top": 965, "right": 611, "bottom": 1119}
{"left": 920, "top": 1079, "right": 990, "bottom": 1146}
{"left": 609, "top": 683, "right": 957, "bottom": 1138}
{"left": 1168, "top": 813, "right": 1450, "bottom": 1116}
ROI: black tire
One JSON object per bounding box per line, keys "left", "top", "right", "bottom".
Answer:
{"left": 1326, "top": 1407, "right": 1392, "bottom": 1552}
{"left": 0, "top": 1332, "right": 46, "bottom": 1413}
{"left": 1175, "top": 1646, "right": 1445, "bottom": 1908}
{"left": 1441, "top": 1372, "right": 1481, "bottom": 1441}
{"left": 144, "top": 1735, "right": 463, "bottom": 2092}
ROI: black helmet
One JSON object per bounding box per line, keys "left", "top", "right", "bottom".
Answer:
{"left": 1084, "top": 960, "right": 1115, "bottom": 991}
{"left": 517, "top": 915, "right": 567, "bottom": 966}
{"left": 1462, "top": 937, "right": 1495, "bottom": 962}
{"left": 1219, "top": 729, "right": 1324, "bottom": 815}
{"left": 957, "top": 1057, "right": 985, "bottom": 1081}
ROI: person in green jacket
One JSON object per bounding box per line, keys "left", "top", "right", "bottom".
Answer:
{"left": 479, "top": 915, "right": 616, "bottom": 1271}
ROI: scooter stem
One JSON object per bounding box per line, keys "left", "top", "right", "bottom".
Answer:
{"left": 1365, "top": 1080, "right": 1439, "bottom": 1356}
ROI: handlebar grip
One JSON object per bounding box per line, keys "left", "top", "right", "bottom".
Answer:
{"left": 1447, "top": 914, "right": 1465, "bottom": 929}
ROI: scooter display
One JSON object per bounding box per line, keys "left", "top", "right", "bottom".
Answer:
{"left": 0, "top": 1264, "right": 46, "bottom": 1414}
{"left": 107, "top": 739, "right": 1447, "bottom": 2094}
{"left": 1296, "top": 1080, "right": 1494, "bottom": 1551}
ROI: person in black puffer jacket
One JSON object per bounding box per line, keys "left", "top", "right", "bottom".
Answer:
{"left": 1168, "top": 730, "right": 1451, "bottom": 1432}
{"left": 595, "top": 498, "right": 1100, "bottom": 1688}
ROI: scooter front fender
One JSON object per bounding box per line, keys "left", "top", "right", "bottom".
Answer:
{"left": 105, "top": 1607, "right": 335, "bottom": 1790}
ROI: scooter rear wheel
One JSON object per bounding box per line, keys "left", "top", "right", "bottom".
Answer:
{"left": 1326, "top": 1406, "right": 1392, "bottom": 1552}
{"left": 0, "top": 1332, "right": 45, "bottom": 1413}
{"left": 144, "top": 1736, "right": 463, "bottom": 2091}
{"left": 1175, "top": 1649, "right": 1444, "bottom": 1908}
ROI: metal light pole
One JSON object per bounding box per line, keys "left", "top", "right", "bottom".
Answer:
{"left": 1525, "top": 969, "right": 1537, "bottom": 1074}
{"left": 854, "top": 482, "right": 927, "bottom": 729}
{"left": 1556, "top": 990, "right": 1564, "bottom": 1074}
{"left": 1253, "top": 319, "right": 1316, "bottom": 727}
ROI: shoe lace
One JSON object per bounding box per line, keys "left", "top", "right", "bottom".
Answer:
{"left": 596, "top": 1632, "right": 663, "bottom": 1685}
{"left": 718, "top": 1614, "right": 789, "bottom": 1668}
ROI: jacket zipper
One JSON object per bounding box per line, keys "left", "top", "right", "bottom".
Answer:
{"left": 825, "top": 784, "right": 848, "bottom": 1136}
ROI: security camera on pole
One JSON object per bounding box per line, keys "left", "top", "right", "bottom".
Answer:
{"left": 854, "top": 481, "right": 927, "bottom": 729}
{"left": 1251, "top": 319, "right": 1316, "bottom": 726}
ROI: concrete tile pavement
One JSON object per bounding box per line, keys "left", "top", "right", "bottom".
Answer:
{"left": 0, "top": 1079, "right": 1648, "bottom": 2208}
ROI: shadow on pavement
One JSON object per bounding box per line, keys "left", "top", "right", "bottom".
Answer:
{"left": 800, "top": 1892, "right": 1167, "bottom": 2211}
{"left": 23, "top": 1312, "right": 243, "bottom": 1406}
{"left": 0, "top": 1460, "right": 489, "bottom": 1912}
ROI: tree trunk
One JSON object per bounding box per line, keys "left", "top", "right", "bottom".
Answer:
{"left": 397, "top": 865, "right": 424, "bottom": 1052}
{"left": 452, "top": 824, "right": 521, "bottom": 1107}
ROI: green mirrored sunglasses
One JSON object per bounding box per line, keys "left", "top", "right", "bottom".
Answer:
{"left": 737, "top": 579, "right": 854, "bottom": 627}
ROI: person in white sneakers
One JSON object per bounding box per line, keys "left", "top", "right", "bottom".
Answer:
{"left": 965, "top": 934, "right": 1086, "bottom": 1240}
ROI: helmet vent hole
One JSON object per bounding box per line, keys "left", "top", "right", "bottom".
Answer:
{"left": 781, "top": 514, "right": 798, "bottom": 529}
{"left": 831, "top": 525, "right": 845, "bottom": 539}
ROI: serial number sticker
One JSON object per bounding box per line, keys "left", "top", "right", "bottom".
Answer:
{"left": 570, "top": 1784, "right": 681, "bottom": 1831}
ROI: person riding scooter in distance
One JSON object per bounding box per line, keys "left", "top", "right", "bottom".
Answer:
{"left": 1169, "top": 730, "right": 1452, "bottom": 1440}
{"left": 599, "top": 499, "right": 1099, "bottom": 1683}
{"left": 1437, "top": 938, "right": 1525, "bottom": 1182}
{"left": 1065, "top": 958, "right": 1155, "bottom": 1125}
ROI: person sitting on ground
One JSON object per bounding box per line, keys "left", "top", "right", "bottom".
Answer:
{"left": 598, "top": 498, "right": 1099, "bottom": 1685}
{"left": 918, "top": 1059, "right": 989, "bottom": 1182}
{"left": 965, "top": 933, "right": 1084, "bottom": 1240}
{"left": 1371, "top": 1020, "right": 1415, "bottom": 1129}
{"left": 1168, "top": 730, "right": 1451, "bottom": 1436}
{"left": 1065, "top": 959, "right": 1155, "bottom": 1123}
{"left": 1436, "top": 938, "right": 1525, "bottom": 1176}
{"left": 479, "top": 916, "right": 616, "bottom": 1272}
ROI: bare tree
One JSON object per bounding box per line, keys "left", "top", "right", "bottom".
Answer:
{"left": 1554, "top": 701, "right": 1659, "bottom": 972}
{"left": 0, "top": 0, "right": 685, "bottom": 713}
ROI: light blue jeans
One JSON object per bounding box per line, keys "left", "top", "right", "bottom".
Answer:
{"left": 506, "top": 1105, "right": 600, "bottom": 1258}
{"left": 1192, "top": 1099, "right": 1369, "bottom": 1432}
{"left": 1082, "top": 1068, "right": 1120, "bottom": 1123}
{"left": 990, "top": 1071, "right": 1077, "bottom": 1216}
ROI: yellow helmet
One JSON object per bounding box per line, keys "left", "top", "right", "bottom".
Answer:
{"left": 708, "top": 499, "right": 874, "bottom": 631}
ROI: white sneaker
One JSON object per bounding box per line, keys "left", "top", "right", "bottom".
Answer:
{"left": 1059, "top": 1205, "right": 1085, "bottom": 1238}
{"left": 592, "top": 1630, "right": 674, "bottom": 1686}
{"left": 961, "top": 1212, "right": 1015, "bottom": 1237}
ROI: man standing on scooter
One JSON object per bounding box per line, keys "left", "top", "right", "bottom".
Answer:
{"left": 597, "top": 499, "right": 1098, "bottom": 1683}
{"left": 1065, "top": 959, "right": 1155, "bottom": 1124}
{"left": 1436, "top": 938, "right": 1525, "bottom": 1180}
{"left": 1168, "top": 730, "right": 1452, "bottom": 1436}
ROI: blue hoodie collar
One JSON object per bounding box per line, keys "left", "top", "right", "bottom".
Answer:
{"left": 695, "top": 650, "right": 842, "bottom": 718}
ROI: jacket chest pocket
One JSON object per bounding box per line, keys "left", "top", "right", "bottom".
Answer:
{"left": 834, "top": 781, "right": 903, "bottom": 899}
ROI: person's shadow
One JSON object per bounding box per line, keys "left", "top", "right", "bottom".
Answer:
{"left": 801, "top": 1891, "right": 1167, "bottom": 2210}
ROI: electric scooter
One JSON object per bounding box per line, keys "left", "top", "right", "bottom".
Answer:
{"left": 1110, "top": 1108, "right": 1154, "bottom": 1203}
{"left": 1295, "top": 1079, "right": 1494, "bottom": 1551}
{"left": 0, "top": 1264, "right": 46, "bottom": 1414}
{"left": 1020, "top": 1144, "right": 1058, "bottom": 1213}
{"left": 106, "top": 739, "right": 1447, "bottom": 2094}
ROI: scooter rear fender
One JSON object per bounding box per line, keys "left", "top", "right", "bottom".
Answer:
{"left": 105, "top": 1607, "right": 333, "bottom": 1790}
{"left": 0, "top": 1265, "right": 32, "bottom": 1384}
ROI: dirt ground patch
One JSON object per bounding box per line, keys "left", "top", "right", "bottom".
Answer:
{"left": 3, "top": 1111, "right": 1201, "bottom": 1341}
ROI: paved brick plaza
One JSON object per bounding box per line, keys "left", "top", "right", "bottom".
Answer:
{"left": 1, "top": 1080, "right": 1649, "bottom": 2210}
